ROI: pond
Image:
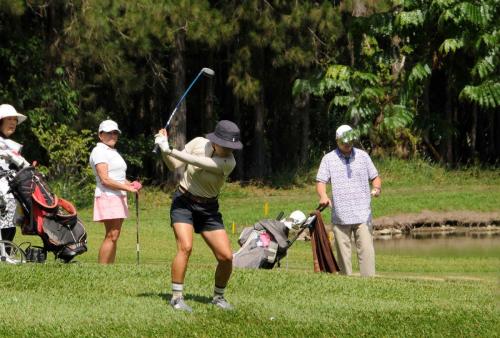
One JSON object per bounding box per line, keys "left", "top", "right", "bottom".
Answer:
{"left": 374, "top": 231, "right": 500, "bottom": 257}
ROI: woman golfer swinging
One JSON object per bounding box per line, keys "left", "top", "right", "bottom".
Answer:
{"left": 154, "top": 120, "right": 242, "bottom": 312}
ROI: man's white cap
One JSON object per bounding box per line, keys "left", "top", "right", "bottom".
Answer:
{"left": 336, "top": 124, "right": 355, "bottom": 143}
{"left": 98, "top": 119, "right": 121, "bottom": 134}
{"left": 282, "top": 210, "right": 307, "bottom": 229}
{"left": 336, "top": 124, "right": 352, "bottom": 139}
{"left": 0, "top": 104, "right": 27, "bottom": 125}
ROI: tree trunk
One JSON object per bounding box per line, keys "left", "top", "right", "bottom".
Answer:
{"left": 204, "top": 54, "right": 215, "bottom": 132}
{"left": 296, "top": 91, "right": 311, "bottom": 165}
{"left": 233, "top": 96, "right": 244, "bottom": 180}
{"left": 168, "top": 31, "right": 187, "bottom": 184}
{"left": 351, "top": 0, "right": 369, "bottom": 17}
{"left": 347, "top": 32, "right": 355, "bottom": 67}
{"left": 486, "top": 109, "right": 497, "bottom": 162}
{"left": 471, "top": 104, "right": 478, "bottom": 162}
{"left": 444, "top": 83, "right": 454, "bottom": 165}
{"left": 494, "top": 111, "right": 500, "bottom": 162}
{"left": 251, "top": 90, "right": 266, "bottom": 179}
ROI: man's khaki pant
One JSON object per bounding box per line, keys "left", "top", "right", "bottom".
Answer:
{"left": 332, "top": 222, "right": 375, "bottom": 277}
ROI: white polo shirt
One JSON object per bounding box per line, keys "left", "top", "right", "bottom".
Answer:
{"left": 89, "top": 142, "right": 127, "bottom": 196}
{"left": 316, "top": 147, "right": 378, "bottom": 225}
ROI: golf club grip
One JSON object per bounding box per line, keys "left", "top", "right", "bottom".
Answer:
{"left": 317, "top": 204, "right": 327, "bottom": 212}
{"left": 276, "top": 211, "right": 284, "bottom": 220}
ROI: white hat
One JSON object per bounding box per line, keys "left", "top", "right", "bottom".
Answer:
{"left": 336, "top": 124, "right": 354, "bottom": 143}
{"left": 98, "top": 119, "right": 121, "bottom": 134}
{"left": 0, "top": 104, "right": 27, "bottom": 125}
{"left": 282, "top": 210, "right": 307, "bottom": 229}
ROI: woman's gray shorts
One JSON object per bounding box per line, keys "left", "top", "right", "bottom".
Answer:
{"left": 170, "top": 190, "right": 225, "bottom": 233}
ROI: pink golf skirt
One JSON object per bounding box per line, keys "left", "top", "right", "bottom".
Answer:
{"left": 93, "top": 194, "right": 129, "bottom": 221}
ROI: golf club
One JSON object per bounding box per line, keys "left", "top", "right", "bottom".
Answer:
{"left": 285, "top": 205, "right": 326, "bottom": 248}
{"left": 153, "top": 67, "right": 215, "bottom": 154}
{"left": 135, "top": 192, "right": 140, "bottom": 265}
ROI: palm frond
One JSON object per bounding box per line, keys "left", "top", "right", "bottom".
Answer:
{"left": 439, "top": 38, "right": 464, "bottom": 55}
{"left": 409, "top": 63, "right": 432, "bottom": 83}
{"left": 460, "top": 81, "right": 500, "bottom": 108}
{"left": 395, "top": 10, "right": 424, "bottom": 28}
{"left": 472, "top": 54, "right": 496, "bottom": 79}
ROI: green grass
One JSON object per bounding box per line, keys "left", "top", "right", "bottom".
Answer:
{"left": 1, "top": 159, "right": 499, "bottom": 337}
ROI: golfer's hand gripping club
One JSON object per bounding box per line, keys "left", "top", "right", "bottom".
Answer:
{"left": 316, "top": 204, "right": 328, "bottom": 212}
{"left": 154, "top": 129, "right": 171, "bottom": 153}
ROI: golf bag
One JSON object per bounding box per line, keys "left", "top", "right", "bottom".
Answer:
{"left": 233, "top": 208, "right": 339, "bottom": 272}
{"left": 7, "top": 166, "right": 87, "bottom": 262}
{"left": 233, "top": 219, "right": 290, "bottom": 269}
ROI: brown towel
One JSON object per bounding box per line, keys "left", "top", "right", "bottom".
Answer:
{"left": 309, "top": 210, "right": 339, "bottom": 273}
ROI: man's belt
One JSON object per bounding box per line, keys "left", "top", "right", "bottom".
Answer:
{"left": 178, "top": 185, "right": 218, "bottom": 204}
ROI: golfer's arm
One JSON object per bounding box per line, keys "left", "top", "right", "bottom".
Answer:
{"left": 168, "top": 149, "right": 223, "bottom": 174}
{"left": 95, "top": 163, "right": 134, "bottom": 192}
{"left": 161, "top": 152, "right": 185, "bottom": 171}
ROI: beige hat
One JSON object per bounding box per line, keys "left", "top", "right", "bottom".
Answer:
{"left": 0, "top": 104, "right": 27, "bottom": 124}
{"left": 98, "top": 119, "right": 121, "bottom": 134}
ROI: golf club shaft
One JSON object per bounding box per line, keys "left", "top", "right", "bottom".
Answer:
{"left": 153, "top": 68, "right": 214, "bottom": 154}
{"left": 135, "top": 192, "right": 140, "bottom": 265}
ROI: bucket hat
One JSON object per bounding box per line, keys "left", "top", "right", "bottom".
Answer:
{"left": 206, "top": 120, "right": 243, "bottom": 150}
{"left": 98, "top": 119, "right": 121, "bottom": 134}
{"left": 0, "top": 104, "right": 27, "bottom": 124}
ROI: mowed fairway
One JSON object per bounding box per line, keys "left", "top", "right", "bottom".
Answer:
{"left": 1, "top": 163, "right": 499, "bottom": 337}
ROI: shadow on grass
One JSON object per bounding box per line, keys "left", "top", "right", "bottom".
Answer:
{"left": 137, "top": 292, "right": 212, "bottom": 304}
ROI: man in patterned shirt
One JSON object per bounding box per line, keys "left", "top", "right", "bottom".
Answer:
{"left": 316, "top": 125, "right": 382, "bottom": 276}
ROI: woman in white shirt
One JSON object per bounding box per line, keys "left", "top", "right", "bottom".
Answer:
{"left": 89, "top": 120, "right": 141, "bottom": 264}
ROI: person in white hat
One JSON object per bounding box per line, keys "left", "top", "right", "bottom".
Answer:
{"left": 315, "top": 124, "right": 382, "bottom": 277}
{"left": 89, "top": 119, "right": 142, "bottom": 264}
{"left": 154, "top": 120, "right": 243, "bottom": 312}
{"left": 0, "top": 104, "right": 30, "bottom": 243}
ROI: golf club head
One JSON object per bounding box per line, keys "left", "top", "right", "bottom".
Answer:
{"left": 201, "top": 67, "right": 215, "bottom": 77}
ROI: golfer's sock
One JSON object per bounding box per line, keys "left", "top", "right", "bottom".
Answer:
{"left": 172, "top": 283, "right": 184, "bottom": 300}
{"left": 213, "top": 285, "right": 226, "bottom": 298}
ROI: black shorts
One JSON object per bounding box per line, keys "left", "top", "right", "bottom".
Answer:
{"left": 170, "top": 190, "right": 225, "bottom": 233}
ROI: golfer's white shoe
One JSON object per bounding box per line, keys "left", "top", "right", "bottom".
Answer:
{"left": 212, "top": 295, "right": 234, "bottom": 311}
{"left": 170, "top": 297, "right": 192, "bottom": 313}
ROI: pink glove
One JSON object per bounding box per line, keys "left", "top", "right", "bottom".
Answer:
{"left": 131, "top": 181, "right": 142, "bottom": 191}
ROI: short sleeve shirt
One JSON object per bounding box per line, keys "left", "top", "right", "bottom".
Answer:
{"left": 316, "top": 147, "right": 378, "bottom": 225}
{"left": 179, "top": 137, "right": 236, "bottom": 198}
{"left": 89, "top": 142, "right": 127, "bottom": 196}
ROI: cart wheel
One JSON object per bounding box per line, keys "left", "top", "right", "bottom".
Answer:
{"left": 0, "top": 240, "right": 27, "bottom": 264}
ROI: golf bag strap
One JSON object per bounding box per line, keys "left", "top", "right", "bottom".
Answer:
{"left": 32, "top": 185, "right": 59, "bottom": 210}
{"left": 57, "top": 198, "right": 77, "bottom": 217}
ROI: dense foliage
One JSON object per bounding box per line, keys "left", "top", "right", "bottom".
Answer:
{"left": 0, "top": 0, "right": 498, "bottom": 190}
